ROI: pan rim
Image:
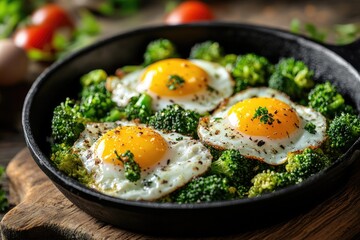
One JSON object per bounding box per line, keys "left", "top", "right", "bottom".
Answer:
{"left": 22, "top": 22, "right": 360, "bottom": 211}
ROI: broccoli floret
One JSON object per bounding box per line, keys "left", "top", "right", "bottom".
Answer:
{"left": 206, "top": 145, "right": 224, "bottom": 162}
{"left": 149, "top": 104, "right": 201, "bottom": 138}
{"left": 211, "top": 149, "right": 258, "bottom": 186}
{"left": 231, "top": 53, "right": 274, "bottom": 92}
{"left": 51, "top": 143, "right": 91, "bottom": 184}
{"left": 286, "top": 148, "right": 331, "bottom": 180}
{"left": 269, "top": 58, "right": 314, "bottom": 101}
{"left": 122, "top": 93, "right": 153, "bottom": 123}
{"left": 220, "top": 54, "right": 238, "bottom": 70}
{"left": 143, "top": 39, "right": 178, "bottom": 66}
{"left": 51, "top": 98, "right": 89, "bottom": 145}
{"left": 172, "top": 175, "right": 237, "bottom": 203}
{"left": 308, "top": 81, "right": 355, "bottom": 119}
{"left": 189, "top": 41, "right": 224, "bottom": 62}
{"left": 78, "top": 70, "right": 117, "bottom": 120}
{"left": 80, "top": 69, "right": 108, "bottom": 88}
{"left": 248, "top": 170, "right": 295, "bottom": 197}
{"left": 80, "top": 81, "right": 116, "bottom": 120}
{"left": 114, "top": 150, "right": 141, "bottom": 182}
{"left": 327, "top": 113, "right": 360, "bottom": 151}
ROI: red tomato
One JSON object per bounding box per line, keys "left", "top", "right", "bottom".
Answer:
{"left": 165, "top": 1, "right": 214, "bottom": 25}
{"left": 13, "top": 25, "right": 55, "bottom": 51}
{"left": 31, "top": 4, "right": 74, "bottom": 31}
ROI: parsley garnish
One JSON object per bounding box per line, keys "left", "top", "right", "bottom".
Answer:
{"left": 114, "top": 150, "right": 141, "bottom": 182}
{"left": 252, "top": 106, "right": 275, "bottom": 125}
{"left": 167, "top": 75, "right": 185, "bottom": 90}
{"left": 304, "top": 122, "right": 317, "bottom": 134}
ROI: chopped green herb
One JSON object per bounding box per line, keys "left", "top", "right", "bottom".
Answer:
{"left": 167, "top": 75, "right": 185, "bottom": 90}
{"left": 304, "top": 122, "right": 317, "bottom": 134}
{"left": 114, "top": 150, "right": 141, "bottom": 182}
{"left": 252, "top": 106, "right": 275, "bottom": 125}
{"left": 0, "top": 165, "right": 8, "bottom": 212}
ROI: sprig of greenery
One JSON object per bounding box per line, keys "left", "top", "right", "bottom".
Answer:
{"left": 114, "top": 150, "right": 141, "bottom": 182}
{"left": 290, "top": 18, "right": 360, "bottom": 44}
{"left": 252, "top": 106, "right": 275, "bottom": 125}
{"left": 304, "top": 122, "right": 317, "bottom": 134}
{"left": 167, "top": 75, "right": 185, "bottom": 90}
{"left": 0, "top": 165, "right": 8, "bottom": 212}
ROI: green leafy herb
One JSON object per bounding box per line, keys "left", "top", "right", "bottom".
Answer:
{"left": 290, "top": 18, "right": 301, "bottom": 34}
{"left": 304, "top": 122, "right": 317, "bottom": 134}
{"left": 98, "top": 0, "right": 141, "bottom": 16}
{"left": 252, "top": 106, "right": 275, "bottom": 125}
{"left": 114, "top": 150, "right": 141, "bottom": 182}
{"left": 0, "top": 165, "right": 8, "bottom": 212}
{"left": 167, "top": 75, "right": 185, "bottom": 90}
{"left": 289, "top": 19, "right": 360, "bottom": 45}
{"left": 0, "top": 0, "right": 47, "bottom": 39}
{"left": 335, "top": 23, "right": 360, "bottom": 45}
{"left": 304, "top": 23, "right": 327, "bottom": 43}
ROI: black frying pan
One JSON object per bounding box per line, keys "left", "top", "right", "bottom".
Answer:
{"left": 22, "top": 23, "right": 360, "bottom": 236}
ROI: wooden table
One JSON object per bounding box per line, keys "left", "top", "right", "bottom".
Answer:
{"left": 0, "top": 0, "right": 359, "bottom": 239}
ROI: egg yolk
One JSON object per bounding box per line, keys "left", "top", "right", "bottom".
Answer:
{"left": 227, "top": 97, "right": 300, "bottom": 139}
{"left": 140, "top": 58, "right": 209, "bottom": 97}
{"left": 94, "top": 126, "right": 168, "bottom": 169}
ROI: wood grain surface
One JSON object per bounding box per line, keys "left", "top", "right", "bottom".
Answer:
{"left": 0, "top": 148, "right": 359, "bottom": 240}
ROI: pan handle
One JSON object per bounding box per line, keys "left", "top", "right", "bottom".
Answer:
{"left": 323, "top": 39, "right": 360, "bottom": 71}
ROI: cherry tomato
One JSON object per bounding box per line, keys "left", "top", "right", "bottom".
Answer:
{"left": 31, "top": 4, "right": 74, "bottom": 31}
{"left": 165, "top": 1, "right": 214, "bottom": 25}
{"left": 13, "top": 25, "right": 55, "bottom": 51}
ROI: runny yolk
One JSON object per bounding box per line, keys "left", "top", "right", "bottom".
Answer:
{"left": 227, "top": 97, "right": 300, "bottom": 139}
{"left": 94, "top": 126, "right": 168, "bottom": 169}
{"left": 140, "top": 58, "right": 209, "bottom": 97}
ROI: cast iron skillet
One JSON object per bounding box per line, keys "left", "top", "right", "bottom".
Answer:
{"left": 22, "top": 23, "right": 360, "bottom": 236}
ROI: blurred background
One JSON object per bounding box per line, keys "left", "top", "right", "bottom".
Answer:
{"left": 0, "top": 0, "right": 359, "bottom": 215}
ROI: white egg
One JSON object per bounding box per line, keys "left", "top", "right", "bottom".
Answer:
{"left": 198, "top": 87, "right": 327, "bottom": 165}
{"left": 72, "top": 121, "right": 212, "bottom": 201}
{"left": 107, "top": 58, "right": 234, "bottom": 114}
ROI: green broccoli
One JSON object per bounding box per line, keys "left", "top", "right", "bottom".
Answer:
{"left": 80, "top": 81, "right": 116, "bottom": 120}
{"left": 248, "top": 170, "right": 295, "bottom": 197}
{"left": 78, "top": 70, "right": 117, "bottom": 120}
{"left": 51, "top": 98, "right": 89, "bottom": 145}
{"left": 189, "top": 41, "right": 224, "bottom": 62}
{"left": 121, "top": 93, "right": 153, "bottom": 123}
{"left": 268, "top": 58, "right": 314, "bottom": 101}
{"left": 219, "top": 54, "right": 238, "bottom": 70}
{"left": 231, "top": 53, "right": 274, "bottom": 92}
{"left": 308, "top": 81, "right": 355, "bottom": 119}
{"left": 114, "top": 150, "right": 141, "bottom": 182}
{"left": 285, "top": 148, "right": 332, "bottom": 180}
{"left": 327, "top": 113, "right": 360, "bottom": 151}
{"left": 80, "top": 69, "right": 108, "bottom": 88}
{"left": 211, "top": 149, "right": 260, "bottom": 186}
{"left": 51, "top": 143, "right": 92, "bottom": 184}
{"left": 148, "top": 104, "right": 201, "bottom": 138}
{"left": 172, "top": 175, "right": 237, "bottom": 203}
{"left": 143, "top": 38, "right": 178, "bottom": 66}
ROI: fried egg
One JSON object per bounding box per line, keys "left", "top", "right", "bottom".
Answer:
{"left": 72, "top": 121, "right": 212, "bottom": 201}
{"left": 107, "top": 58, "right": 234, "bottom": 114}
{"left": 198, "top": 87, "right": 327, "bottom": 165}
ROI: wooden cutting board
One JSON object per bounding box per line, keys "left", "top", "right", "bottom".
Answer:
{"left": 1, "top": 148, "right": 359, "bottom": 240}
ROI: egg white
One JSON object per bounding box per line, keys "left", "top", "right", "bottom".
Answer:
{"left": 198, "top": 87, "right": 327, "bottom": 165}
{"left": 107, "top": 59, "right": 234, "bottom": 114}
{"left": 72, "top": 121, "right": 212, "bottom": 201}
